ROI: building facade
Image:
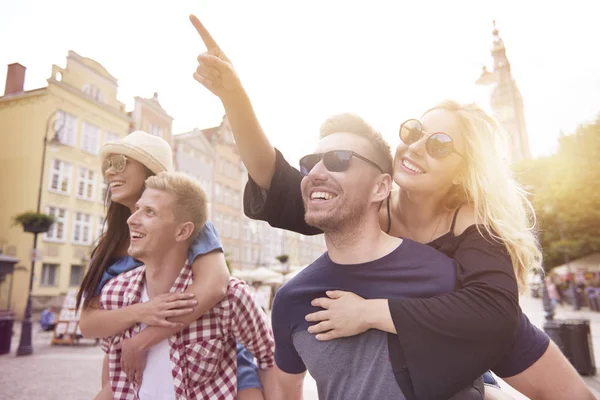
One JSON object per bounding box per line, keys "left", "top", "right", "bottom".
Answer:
{"left": 130, "top": 93, "right": 174, "bottom": 144}
{"left": 197, "top": 117, "right": 245, "bottom": 269}
{"left": 0, "top": 51, "right": 131, "bottom": 317}
{"left": 174, "top": 128, "right": 216, "bottom": 224}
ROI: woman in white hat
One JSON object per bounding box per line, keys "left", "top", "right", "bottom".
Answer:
{"left": 77, "top": 131, "right": 264, "bottom": 400}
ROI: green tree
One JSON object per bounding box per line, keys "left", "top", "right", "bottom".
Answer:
{"left": 514, "top": 115, "right": 600, "bottom": 271}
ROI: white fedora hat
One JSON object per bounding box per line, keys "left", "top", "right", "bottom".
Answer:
{"left": 100, "top": 130, "right": 173, "bottom": 174}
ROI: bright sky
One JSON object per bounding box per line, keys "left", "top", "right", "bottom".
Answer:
{"left": 2, "top": 0, "right": 599, "bottom": 164}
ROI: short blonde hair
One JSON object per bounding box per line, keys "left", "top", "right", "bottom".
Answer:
{"left": 145, "top": 172, "right": 208, "bottom": 240}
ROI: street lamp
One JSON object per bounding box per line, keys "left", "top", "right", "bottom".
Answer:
{"left": 16, "top": 111, "right": 63, "bottom": 356}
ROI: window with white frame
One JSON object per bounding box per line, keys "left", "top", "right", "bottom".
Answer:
{"left": 223, "top": 187, "right": 230, "bottom": 206}
{"left": 55, "top": 111, "right": 77, "bottom": 146}
{"left": 103, "top": 131, "right": 119, "bottom": 145}
{"left": 96, "top": 215, "right": 106, "bottom": 243}
{"left": 213, "top": 213, "right": 221, "bottom": 232}
{"left": 72, "top": 212, "right": 92, "bottom": 245}
{"left": 224, "top": 216, "right": 231, "bottom": 237}
{"left": 232, "top": 218, "right": 239, "bottom": 239}
{"left": 49, "top": 159, "right": 72, "bottom": 194}
{"left": 81, "top": 122, "right": 100, "bottom": 154}
{"left": 45, "top": 207, "right": 67, "bottom": 242}
{"left": 232, "top": 190, "right": 240, "bottom": 209}
{"left": 202, "top": 180, "right": 212, "bottom": 198}
{"left": 40, "top": 263, "right": 59, "bottom": 286}
{"left": 98, "top": 175, "right": 107, "bottom": 203}
{"left": 69, "top": 265, "right": 85, "bottom": 286}
{"left": 82, "top": 84, "right": 105, "bottom": 103}
{"left": 148, "top": 124, "right": 164, "bottom": 138}
{"left": 214, "top": 183, "right": 222, "bottom": 204}
{"left": 243, "top": 221, "right": 251, "bottom": 241}
{"left": 76, "top": 167, "right": 96, "bottom": 201}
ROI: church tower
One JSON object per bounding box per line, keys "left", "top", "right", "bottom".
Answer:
{"left": 476, "top": 21, "right": 531, "bottom": 162}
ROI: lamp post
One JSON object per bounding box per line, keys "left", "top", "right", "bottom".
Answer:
{"left": 16, "top": 112, "right": 63, "bottom": 356}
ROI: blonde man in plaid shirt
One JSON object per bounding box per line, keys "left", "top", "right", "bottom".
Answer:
{"left": 100, "top": 172, "right": 274, "bottom": 400}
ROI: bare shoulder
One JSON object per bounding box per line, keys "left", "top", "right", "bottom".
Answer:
{"left": 452, "top": 204, "right": 480, "bottom": 236}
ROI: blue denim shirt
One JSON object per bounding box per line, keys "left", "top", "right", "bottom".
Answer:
{"left": 94, "top": 221, "right": 222, "bottom": 296}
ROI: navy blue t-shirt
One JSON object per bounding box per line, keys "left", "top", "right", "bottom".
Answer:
{"left": 272, "top": 239, "right": 457, "bottom": 399}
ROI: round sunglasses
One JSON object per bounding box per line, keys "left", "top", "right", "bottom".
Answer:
{"left": 299, "top": 150, "right": 384, "bottom": 176}
{"left": 399, "top": 119, "right": 464, "bottom": 159}
{"left": 102, "top": 154, "right": 129, "bottom": 174}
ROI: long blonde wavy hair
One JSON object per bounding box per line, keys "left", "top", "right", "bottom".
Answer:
{"left": 423, "top": 100, "right": 542, "bottom": 291}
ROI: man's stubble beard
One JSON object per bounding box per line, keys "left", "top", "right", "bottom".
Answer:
{"left": 304, "top": 195, "right": 366, "bottom": 235}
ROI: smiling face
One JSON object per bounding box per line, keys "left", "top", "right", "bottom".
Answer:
{"left": 300, "top": 132, "right": 385, "bottom": 233}
{"left": 104, "top": 154, "right": 151, "bottom": 210}
{"left": 126, "top": 188, "right": 182, "bottom": 261}
{"left": 393, "top": 109, "right": 466, "bottom": 196}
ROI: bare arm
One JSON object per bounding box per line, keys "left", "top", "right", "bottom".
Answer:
{"left": 102, "top": 353, "right": 109, "bottom": 385}
{"left": 80, "top": 297, "right": 140, "bottom": 338}
{"left": 190, "top": 15, "right": 276, "bottom": 189}
{"left": 79, "top": 292, "right": 197, "bottom": 339}
{"left": 306, "top": 292, "right": 396, "bottom": 339}
{"left": 503, "top": 341, "right": 595, "bottom": 400}
{"left": 260, "top": 365, "right": 305, "bottom": 400}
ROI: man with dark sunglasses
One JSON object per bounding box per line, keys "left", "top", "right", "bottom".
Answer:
{"left": 253, "top": 113, "right": 482, "bottom": 400}
{"left": 190, "top": 15, "right": 485, "bottom": 399}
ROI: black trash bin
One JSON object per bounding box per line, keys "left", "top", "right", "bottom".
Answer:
{"left": 0, "top": 310, "right": 15, "bottom": 355}
{"left": 544, "top": 318, "right": 596, "bottom": 376}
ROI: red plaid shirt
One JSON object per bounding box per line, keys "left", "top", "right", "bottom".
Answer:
{"left": 100, "top": 262, "right": 274, "bottom": 400}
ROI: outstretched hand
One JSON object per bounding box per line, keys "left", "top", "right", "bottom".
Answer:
{"left": 189, "top": 14, "right": 242, "bottom": 100}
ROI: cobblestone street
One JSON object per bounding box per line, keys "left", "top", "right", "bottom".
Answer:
{"left": 1, "top": 294, "right": 599, "bottom": 399}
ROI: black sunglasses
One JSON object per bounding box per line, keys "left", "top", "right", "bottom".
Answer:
{"left": 399, "top": 119, "right": 464, "bottom": 159}
{"left": 299, "top": 150, "right": 384, "bottom": 176}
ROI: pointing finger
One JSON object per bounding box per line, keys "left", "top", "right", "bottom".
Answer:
{"left": 190, "top": 14, "right": 221, "bottom": 52}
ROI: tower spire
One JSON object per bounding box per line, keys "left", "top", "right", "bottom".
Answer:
{"left": 476, "top": 21, "right": 531, "bottom": 163}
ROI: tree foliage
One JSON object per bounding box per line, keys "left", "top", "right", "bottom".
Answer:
{"left": 514, "top": 115, "right": 600, "bottom": 271}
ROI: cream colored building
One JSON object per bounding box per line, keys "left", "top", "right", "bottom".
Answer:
{"left": 0, "top": 51, "right": 130, "bottom": 318}
{"left": 199, "top": 117, "right": 245, "bottom": 269}
{"left": 174, "top": 128, "right": 216, "bottom": 218}
{"left": 130, "top": 93, "right": 174, "bottom": 145}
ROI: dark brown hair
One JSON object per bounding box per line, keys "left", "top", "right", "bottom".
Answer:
{"left": 76, "top": 165, "right": 153, "bottom": 309}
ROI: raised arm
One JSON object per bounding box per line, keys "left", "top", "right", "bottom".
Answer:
{"left": 190, "top": 14, "right": 276, "bottom": 190}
